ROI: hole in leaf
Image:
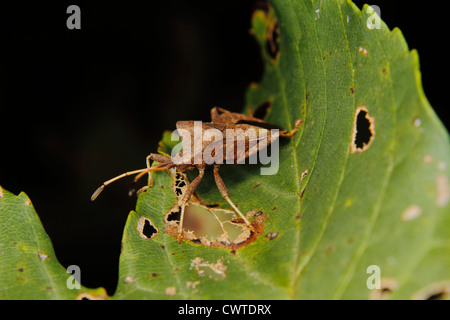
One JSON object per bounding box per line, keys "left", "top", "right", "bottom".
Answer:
{"left": 167, "top": 207, "right": 181, "bottom": 222}
{"left": 175, "top": 188, "right": 183, "bottom": 196}
{"left": 143, "top": 220, "right": 157, "bottom": 239}
{"left": 164, "top": 202, "right": 266, "bottom": 250}
{"left": 176, "top": 181, "right": 186, "bottom": 188}
{"left": 253, "top": 100, "right": 272, "bottom": 120}
{"left": 266, "top": 20, "right": 279, "bottom": 60}
{"left": 427, "top": 292, "right": 446, "bottom": 300}
{"left": 136, "top": 216, "right": 158, "bottom": 240}
{"left": 412, "top": 282, "right": 450, "bottom": 300}
{"left": 164, "top": 168, "right": 266, "bottom": 250}
{"left": 355, "top": 111, "right": 371, "bottom": 148}
{"left": 351, "top": 105, "right": 375, "bottom": 153}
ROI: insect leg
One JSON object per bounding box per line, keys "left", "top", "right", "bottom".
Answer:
{"left": 127, "top": 154, "right": 174, "bottom": 196}
{"left": 279, "top": 119, "right": 303, "bottom": 138}
{"left": 206, "top": 207, "right": 233, "bottom": 245}
{"left": 134, "top": 165, "right": 174, "bottom": 195}
{"left": 177, "top": 167, "right": 205, "bottom": 243}
{"left": 145, "top": 153, "right": 173, "bottom": 187}
{"left": 212, "top": 165, "right": 251, "bottom": 226}
{"left": 146, "top": 154, "right": 153, "bottom": 187}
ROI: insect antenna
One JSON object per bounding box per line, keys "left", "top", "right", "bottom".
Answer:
{"left": 91, "top": 167, "right": 167, "bottom": 201}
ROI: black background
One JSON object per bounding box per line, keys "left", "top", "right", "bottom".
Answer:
{"left": 0, "top": 1, "right": 448, "bottom": 295}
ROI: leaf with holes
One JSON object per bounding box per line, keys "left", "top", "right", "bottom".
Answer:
{"left": 113, "top": 0, "right": 450, "bottom": 299}
{"left": 1, "top": 0, "right": 449, "bottom": 300}
{"left": 0, "top": 188, "right": 108, "bottom": 300}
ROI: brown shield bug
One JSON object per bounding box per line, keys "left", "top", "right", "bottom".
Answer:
{"left": 91, "top": 107, "right": 302, "bottom": 243}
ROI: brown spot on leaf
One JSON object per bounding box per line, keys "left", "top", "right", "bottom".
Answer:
{"left": 300, "top": 189, "right": 306, "bottom": 199}
{"left": 358, "top": 47, "right": 368, "bottom": 55}
{"left": 308, "top": 187, "right": 318, "bottom": 199}
{"left": 190, "top": 257, "right": 227, "bottom": 281}
{"left": 250, "top": 82, "right": 259, "bottom": 89}
{"left": 186, "top": 280, "right": 200, "bottom": 289}
{"left": 165, "top": 287, "right": 177, "bottom": 296}
{"left": 265, "top": 232, "right": 279, "bottom": 240}
{"left": 325, "top": 244, "right": 335, "bottom": 255}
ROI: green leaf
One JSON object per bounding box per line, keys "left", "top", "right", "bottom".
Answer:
{"left": 1, "top": 0, "right": 449, "bottom": 300}
{"left": 0, "top": 188, "right": 107, "bottom": 299}
{"left": 114, "top": 0, "right": 450, "bottom": 299}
